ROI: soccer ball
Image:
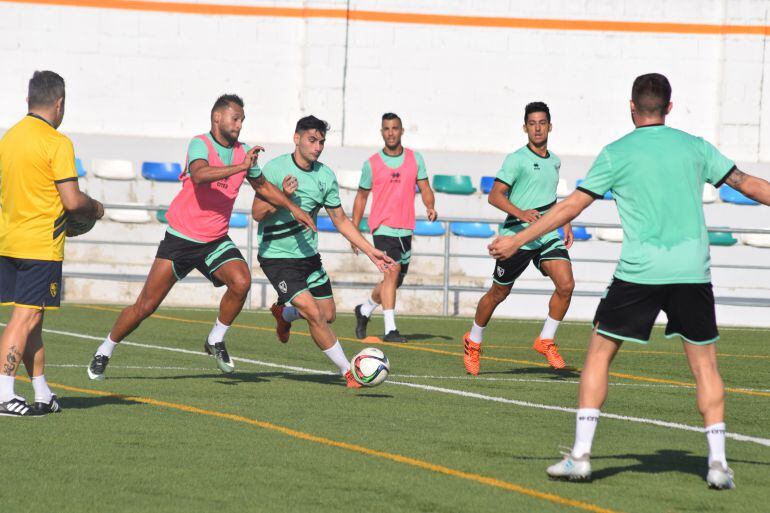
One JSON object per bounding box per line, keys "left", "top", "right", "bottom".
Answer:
{"left": 350, "top": 347, "right": 390, "bottom": 387}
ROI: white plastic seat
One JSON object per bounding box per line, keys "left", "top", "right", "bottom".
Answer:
{"left": 92, "top": 159, "right": 136, "bottom": 180}
{"left": 702, "top": 184, "right": 718, "bottom": 204}
{"left": 336, "top": 169, "right": 362, "bottom": 191}
{"left": 740, "top": 233, "right": 770, "bottom": 248}
{"left": 107, "top": 206, "right": 151, "bottom": 224}
{"left": 596, "top": 228, "right": 623, "bottom": 242}
{"left": 556, "top": 178, "right": 572, "bottom": 198}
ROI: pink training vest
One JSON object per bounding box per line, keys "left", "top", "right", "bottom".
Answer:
{"left": 165, "top": 134, "right": 247, "bottom": 242}
{"left": 367, "top": 148, "right": 418, "bottom": 232}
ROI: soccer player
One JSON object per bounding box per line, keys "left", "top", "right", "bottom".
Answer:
{"left": 463, "top": 102, "right": 575, "bottom": 374}
{"left": 87, "top": 95, "right": 314, "bottom": 380}
{"left": 488, "top": 74, "right": 770, "bottom": 489}
{"left": 0, "top": 71, "right": 104, "bottom": 416}
{"left": 351, "top": 112, "right": 437, "bottom": 343}
{"left": 252, "top": 116, "right": 394, "bottom": 388}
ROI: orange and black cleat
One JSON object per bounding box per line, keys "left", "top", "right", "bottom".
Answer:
{"left": 463, "top": 332, "right": 482, "bottom": 375}
{"left": 344, "top": 370, "right": 362, "bottom": 388}
{"left": 533, "top": 337, "right": 566, "bottom": 369}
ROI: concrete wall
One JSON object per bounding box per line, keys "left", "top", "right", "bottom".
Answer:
{"left": 1, "top": 0, "right": 769, "bottom": 161}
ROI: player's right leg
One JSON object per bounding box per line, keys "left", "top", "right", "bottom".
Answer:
{"left": 22, "top": 314, "right": 60, "bottom": 414}
{"left": 87, "top": 258, "right": 176, "bottom": 380}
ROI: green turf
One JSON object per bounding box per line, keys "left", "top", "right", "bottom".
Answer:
{"left": 1, "top": 304, "right": 768, "bottom": 513}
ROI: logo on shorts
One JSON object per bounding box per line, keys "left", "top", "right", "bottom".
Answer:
{"left": 278, "top": 281, "right": 288, "bottom": 294}
{"left": 49, "top": 283, "right": 58, "bottom": 297}
{"left": 496, "top": 266, "right": 504, "bottom": 277}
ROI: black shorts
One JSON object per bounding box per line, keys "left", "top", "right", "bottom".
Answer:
{"left": 156, "top": 231, "right": 245, "bottom": 287}
{"left": 373, "top": 235, "right": 412, "bottom": 276}
{"left": 593, "top": 277, "right": 719, "bottom": 345}
{"left": 0, "top": 256, "right": 62, "bottom": 309}
{"left": 258, "top": 253, "right": 333, "bottom": 305}
{"left": 492, "top": 239, "right": 570, "bottom": 286}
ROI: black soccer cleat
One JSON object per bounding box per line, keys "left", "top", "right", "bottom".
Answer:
{"left": 204, "top": 340, "right": 235, "bottom": 374}
{"left": 354, "top": 304, "right": 370, "bottom": 339}
{"left": 87, "top": 354, "right": 110, "bottom": 381}
{"left": 0, "top": 397, "right": 44, "bottom": 417}
{"left": 32, "top": 394, "right": 62, "bottom": 415}
{"left": 383, "top": 330, "right": 407, "bottom": 343}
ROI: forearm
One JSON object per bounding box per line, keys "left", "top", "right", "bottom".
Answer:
{"left": 741, "top": 176, "right": 770, "bottom": 205}
{"left": 67, "top": 191, "right": 100, "bottom": 216}
{"left": 489, "top": 193, "right": 524, "bottom": 218}
{"left": 255, "top": 180, "right": 294, "bottom": 210}
{"left": 335, "top": 214, "right": 373, "bottom": 252}
{"left": 352, "top": 194, "right": 367, "bottom": 227}
{"left": 251, "top": 196, "right": 276, "bottom": 221}
{"left": 420, "top": 188, "right": 435, "bottom": 211}
{"left": 190, "top": 164, "right": 245, "bottom": 184}
{"left": 512, "top": 200, "right": 582, "bottom": 246}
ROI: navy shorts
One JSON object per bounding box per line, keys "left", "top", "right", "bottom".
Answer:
{"left": 0, "top": 256, "right": 63, "bottom": 309}
{"left": 156, "top": 231, "right": 245, "bottom": 287}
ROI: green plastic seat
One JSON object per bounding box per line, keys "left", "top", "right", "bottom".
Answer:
{"left": 156, "top": 209, "right": 168, "bottom": 224}
{"left": 432, "top": 174, "right": 476, "bottom": 195}
{"left": 708, "top": 231, "right": 737, "bottom": 246}
{"left": 359, "top": 218, "right": 370, "bottom": 233}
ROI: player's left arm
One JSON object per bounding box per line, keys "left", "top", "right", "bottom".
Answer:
{"left": 725, "top": 168, "right": 770, "bottom": 205}
{"left": 488, "top": 191, "right": 594, "bottom": 260}
{"left": 417, "top": 179, "right": 437, "bottom": 221}
{"left": 326, "top": 205, "right": 394, "bottom": 272}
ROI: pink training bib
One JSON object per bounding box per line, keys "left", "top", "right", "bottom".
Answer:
{"left": 367, "top": 148, "right": 418, "bottom": 232}
{"left": 165, "top": 134, "right": 247, "bottom": 242}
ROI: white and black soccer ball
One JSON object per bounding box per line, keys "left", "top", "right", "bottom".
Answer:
{"left": 350, "top": 347, "right": 390, "bottom": 387}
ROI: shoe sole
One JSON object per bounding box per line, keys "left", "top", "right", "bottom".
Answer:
{"left": 547, "top": 475, "right": 592, "bottom": 482}
{"left": 0, "top": 412, "right": 45, "bottom": 417}
{"left": 87, "top": 368, "right": 105, "bottom": 381}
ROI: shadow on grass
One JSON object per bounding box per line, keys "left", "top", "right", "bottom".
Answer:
{"left": 60, "top": 395, "right": 140, "bottom": 410}
{"left": 479, "top": 366, "right": 580, "bottom": 379}
{"left": 355, "top": 393, "right": 394, "bottom": 399}
{"left": 405, "top": 333, "right": 453, "bottom": 341}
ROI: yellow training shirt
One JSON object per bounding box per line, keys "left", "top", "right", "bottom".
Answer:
{"left": 0, "top": 114, "right": 78, "bottom": 261}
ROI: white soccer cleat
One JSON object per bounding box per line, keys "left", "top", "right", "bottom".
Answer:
{"left": 546, "top": 453, "right": 592, "bottom": 481}
{"left": 706, "top": 462, "right": 735, "bottom": 490}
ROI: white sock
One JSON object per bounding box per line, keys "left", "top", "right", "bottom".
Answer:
{"left": 0, "top": 375, "right": 15, "bottom": 402}
{"left": 705, "top": 422, "right": 727, "bottom": 467}
{"left": 469, "top": 322, "right": 485, "bottom": 344}
{"left": 31, "top": 375, "right": 53, "bottom": 403}
{"left": 322, "top": 341, "right": 350, "bottom": 375}
{"left": 383, "top": 310, "right": 396, "bottom": 333}
{"left": 539, "top": 315, "right": 561, "bottom": 340}
{"left": 96, "top": 335, "right": 118, "bottom": 357}
{"left": 360, "top": 297, "right": 379, "bottom": 318}
{"left": 282, "top": 306, "right": 303, "bottom": 323}
{"left": 207, "top": 318, "right": 230, "bottom": 345}
{"left": 572, "top": 408, "right": 601, "bottom": 458}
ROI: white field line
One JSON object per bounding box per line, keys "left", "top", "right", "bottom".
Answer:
{"left": 17, "top": 324, "right": 770, "bottom": 448}
{"left": 47, "top": 363, "right": 213, "bottom": 372}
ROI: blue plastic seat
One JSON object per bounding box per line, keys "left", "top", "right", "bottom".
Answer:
{"left": 450, "top": 222, "right": 495, "bottom": 238}
{"left": 719, "top": 185, "right": 758, "bottom": 206}
{"left": 479, "top": 176, "right": 496, "bottom": 194}
{"left": 576, "top": 179, "right": 612, "bottom": 200}
{"left": 317, "top": 216, "right": 337, "bottom": 232}
{"left": 557, "top": 226, "right": 592, "bottom": 241}
{"left": 75, "top": 158, "right": 87, "bottom": 177}
{"left": 414, "top": 220, "right": 445, "bottom": 236}
{"left": 229, "top": 213, "right": 248, "bottom": 228}
{"left": 142, "top": 162, "right": 182, "bottom": 182}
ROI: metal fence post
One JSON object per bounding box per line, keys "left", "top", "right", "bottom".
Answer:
{"left": 443, "top": 223, "right": 450, "bottom": 316}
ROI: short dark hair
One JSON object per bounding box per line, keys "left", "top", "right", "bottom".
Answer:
{"left": 524, "top": 102, "right": 550, "bottom": 123}
{"left": 632, "top": 73, "right": 671, "bottom": 117}
{"left": 382, "top": 112, "right": 402, "bottom": 124}
{"left": 295, "top": 115, "right": 330, "bottom": 135}
{"left": 28, "top": 70, "right": 65, "bottom": 108}
{"left": 211, "top": 94, "right": 244, "bottom": 116}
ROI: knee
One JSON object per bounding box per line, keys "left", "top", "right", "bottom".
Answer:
{"left": 301, "top": 305, "right": 325, "bottom": 326}
{"left": 488, "top": 286, "right": 509, "bottom": 304}
{"left": 325, "top": 311, "right": 337, "bottom": 324}
{"left": 556, "top": 277, "right": 575, "bottom": 297}
{"left": 135, "top": 298, "right": 159, "bottom": 319}
{"left": 227, "top": 275, "right": 251, "bottom": 299}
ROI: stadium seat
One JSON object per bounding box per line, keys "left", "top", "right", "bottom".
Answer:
{"left": 142, "top": 162, "right": 182, "bottom": 182}
{"left": 317, "top": 216, "right": 337, "bottom": 232}
{"left": 596, "top": 228, "right": 623, "bottom": 242}
{"left": 719, "top": 185, "right": 758, "bottom": 206}
{"left": 741, "top": 233, "right": 770, "bottom": 248}
{"left": 556, "top": 178, "right": 572, "bottom": 197}
{"left": 92, "top": 159, "right": 135, "bottom": 180}
{"left": 702, "top": 184, "right": 718, "bottom": 203}
{"left": 575, "top": 179, "right": 612, "bottom": 200}
{"left": 336, "top": 169, "right": 362, "bottom": 191}
{"left": 107, "top": 206, "right": 151, "bottom": 224}
{"left": 156, "top": 209, "right": 168, "bottom": 224}
{"left": 479, "top": 176, "right": 495, "bottom": 194}
{"left": 229, "top": 213, "right": 248, "bottom": 228}
{"left": 415, "top": 220, "right": 446, "bottom": 236}
{"left": 75, "top": 157, "right": 87, "bottom": 177}
{"left": 708, "top": 231, "right": 738, "bottom": 246}
{"left": 557, "top": 226, "right": 592, "bottom": 241}
{"left": 450, "top": 222, "right": 495, "bottom": 238}
{"left": 359, "top": 218, "right": 370, "bottom": 233}
{"left": 433, "top": 175, "right": 476, "bottom": 195}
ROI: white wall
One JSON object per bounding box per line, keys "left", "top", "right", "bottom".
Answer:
{"left": 1, "top": 0, "right": 769, "bottom": 160}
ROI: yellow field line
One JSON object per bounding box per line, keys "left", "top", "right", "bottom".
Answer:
{"left": 18, "top": 376, "right": 622, "bottom": 513}
{"left": 72, "top": 305, "right": 770, "bottom": 398}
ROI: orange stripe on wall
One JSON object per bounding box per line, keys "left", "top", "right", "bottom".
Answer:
{"left": 3, "top": 0, "right": 769, "bottom": 36}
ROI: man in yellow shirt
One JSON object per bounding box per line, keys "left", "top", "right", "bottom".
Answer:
{"left": 0, "top": 71, "right": 103, "bottom": 416}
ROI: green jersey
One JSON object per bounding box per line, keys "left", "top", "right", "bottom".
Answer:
{"left": 186, "top": 133, "right": 262, "bottom": 179}
{"left": 579, "top": 125, "right": 735, "bottom": 285}
{"left": 258, "top": 154, "right": 341, "bottom": 259}
{"left": 359, "top": 149, "right": 428, "bottom": 237}
{"left": 496, "top": 145, "right": 561, "bottom": 250}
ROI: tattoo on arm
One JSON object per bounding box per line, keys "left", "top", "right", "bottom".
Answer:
{"left": 2, "top": 345, "right": 20, "bottom": 376}
{"left": 725, "top": 168, "right": 747, "bottom": 188}
{"left": 327, "top": 207, "right": 342, "bottom": 218}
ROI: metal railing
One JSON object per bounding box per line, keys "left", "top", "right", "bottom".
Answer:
{"left": 65, "top": 203, "right": 770, "bottom": 315}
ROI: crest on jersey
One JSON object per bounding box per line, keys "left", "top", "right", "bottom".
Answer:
{"left": 496, "top": 266, "right": 504, "bottom": 277}
{"left": 49, "top": 283, "right": 58, "bottom": 297}
{"left": 278, "top": 281, "right": 288, "bottom": 294}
